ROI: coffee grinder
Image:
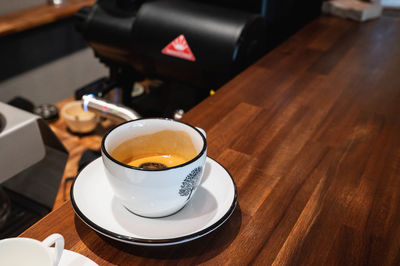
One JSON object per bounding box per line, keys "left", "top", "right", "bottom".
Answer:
{"left": 74, "top": 0, "right": 267, "bottom": 117}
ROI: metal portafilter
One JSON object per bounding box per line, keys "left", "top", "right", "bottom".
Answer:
{"left": 82, "top": 94, "right": 141, "bottom": 123}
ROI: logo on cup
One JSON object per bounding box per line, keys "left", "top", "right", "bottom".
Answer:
{"left": 179, "top": 166, "right": 203, "bottom": 200}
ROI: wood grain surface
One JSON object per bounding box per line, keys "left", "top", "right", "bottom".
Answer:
{"left": 49, "top": 98, "right": 115, "bottom": 209}
{"left": 0, "top": 0, "right": 95, "bottom": 37}
{"left": 21, "top": 12, "right": 400, "bottom": 265}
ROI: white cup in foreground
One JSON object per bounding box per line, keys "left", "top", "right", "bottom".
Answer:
{"left": 0, "top": 233, "right": 64, "bottom": 266}
{"left": 102, "top": 118, "right": 207, "bottom": 218}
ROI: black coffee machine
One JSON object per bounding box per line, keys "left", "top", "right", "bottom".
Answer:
{"left": 75, "top": 0, "right": 267, "bottom": 117}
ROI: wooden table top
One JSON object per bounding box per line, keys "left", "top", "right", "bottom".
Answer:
{"left": 0, "top": 0, "right": 95, "bottom": 37}
{"left": 20, "top": 12, "right": 400, "bottom": 265}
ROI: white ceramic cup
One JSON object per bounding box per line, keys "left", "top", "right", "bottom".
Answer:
{"left": 101, "top": 118, "right": 207, "bottom": 218}
{"left": 0, "top": 233, "right": 64, "bottom": 266}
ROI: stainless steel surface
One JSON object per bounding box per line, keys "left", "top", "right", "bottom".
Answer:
{"left": 82, "top": 94, "right": 141, "bottom": 123}
{"left": 0, "top": 113, "right": 5, "bottom": 133}
{"left": 0, "top": 102, "right": 46, "bottom": 183}
{"left": 0, "top": 104, "right": 68, "bottom": 238}
{"left": 0, "top": 102, "right": 68, "bottom": 209}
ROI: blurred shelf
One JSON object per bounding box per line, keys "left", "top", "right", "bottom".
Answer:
{"left": 0, "top": 0, "right": 95, "bottom": 37}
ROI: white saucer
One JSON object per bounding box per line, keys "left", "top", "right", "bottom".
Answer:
{"left": 71, "top": 157, "right": 237, "bottom": 246}
{"left": 50, "top": 248, "right": 98, "bottom": 265}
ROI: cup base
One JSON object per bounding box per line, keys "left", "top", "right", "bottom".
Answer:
{"left": 122, "top": 203, "right": 188, "bottom": 218}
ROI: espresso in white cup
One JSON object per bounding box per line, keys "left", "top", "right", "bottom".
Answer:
{"left": 102, "top": 118, "right": 207, "bottom": 218}
{"left": 0, "top": 233, "right": 64, "bottom": 266}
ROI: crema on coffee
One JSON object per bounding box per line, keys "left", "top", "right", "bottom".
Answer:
{"left": 110, "top": 130, "right": 197, "bottom": 169}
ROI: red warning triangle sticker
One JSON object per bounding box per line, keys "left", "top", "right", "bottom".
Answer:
{"left": 162, "top": 34, "right": 196, "bottom": 62}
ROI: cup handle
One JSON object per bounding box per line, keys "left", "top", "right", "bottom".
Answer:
{"left": 196, "top": 127, "right": 206, "bottom": 138}
{"left": 42, "top": 233, "right": 64, "bottom": 266}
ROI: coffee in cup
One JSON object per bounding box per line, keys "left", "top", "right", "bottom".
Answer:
{"left": 110, "top": 129, "right": 198, "bottom": 169}
{"left": 102, "top": 118, "right": 207, "bottom": 218}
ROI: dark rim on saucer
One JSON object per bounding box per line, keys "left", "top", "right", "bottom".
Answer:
{"left": 101, "top": 118, "right": 208, "bottom": 171}
{"left": 70, "top": 157, "right": 237, "bottom": 246}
